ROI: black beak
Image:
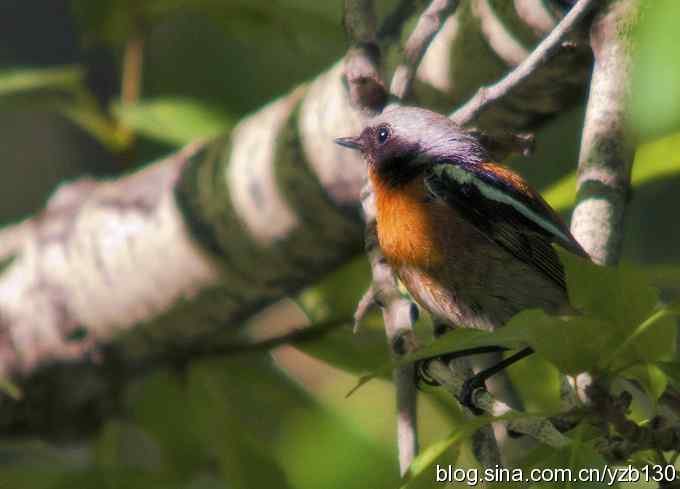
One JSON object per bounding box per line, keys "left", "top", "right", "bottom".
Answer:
{"left": 334, "top": 136, "right": 364, "bottom": 151}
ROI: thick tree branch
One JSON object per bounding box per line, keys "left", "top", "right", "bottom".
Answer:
{"left": 0, "top": 4, "right": 595, "bottom": 439}
{"left": 570, "top": 0, "right": 636, "bottom": 264}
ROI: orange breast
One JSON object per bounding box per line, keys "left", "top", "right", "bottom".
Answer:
{"left": 370, "top": 171, "right": 445, "bottom": 269}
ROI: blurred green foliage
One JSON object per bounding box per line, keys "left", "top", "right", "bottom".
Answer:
{"left": 0, "top": 0, "right": 679, "bottom": 488}
{"left": 631, "top": 0, "right": 680, "bottom": 141}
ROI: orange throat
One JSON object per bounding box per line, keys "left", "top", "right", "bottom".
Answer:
{"left": 369, "top": 169, "right": 444, "bottom": 269}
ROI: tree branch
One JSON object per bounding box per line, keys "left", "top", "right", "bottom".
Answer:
{"left": 451, "top": 0, "right": 596, "bottom": 126}
{"left": 0, "top": 4, "right": 595, "bottom": 439}
{"left": 390, "top": 0, "right": 460, "bottom": 100}
{"left": 343, "top": 0, "right": 421, "bottom": 473}
{"left": 570, "top": 0, "right": 637, "bottom": 265}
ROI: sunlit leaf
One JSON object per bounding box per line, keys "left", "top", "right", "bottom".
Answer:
{"left": 0, "top": 66, "right": 84, "bottom": 97}
{"left": 504, "top": 309, "right": 611, "bottom": 375}
{"left": 621, "top": 363, "right": 668, "bottom": 404}
{"left": 542, "top": 130, "right": 680, "bottom": 213}
{"left": 113, "top": 98, "right": 232, "bottom": 146}
{"left": 401, "top": 411, "right": 564, "bottom": 489}
{"left": 630, "top": 0, "right": 680, "bottom": 140}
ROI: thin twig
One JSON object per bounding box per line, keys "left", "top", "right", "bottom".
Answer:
{"left": 390, "top": 0, "right": 460, "bottom": 100}
{"left": 121, "top": 32, "right": 144, "bottom": 107}
{"left": 354, "top": 285, "right": 377, "bottom": 333}
{"left": 451, "top": 0, "right": 596, "bottom": 126}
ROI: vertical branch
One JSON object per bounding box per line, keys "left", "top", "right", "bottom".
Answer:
{"left": 570, "top": 0, "right": 638, "bottom": 265}
{"left": 343, "top": 0, "right": 418, "bottom": 475}
{"left": 361, "top": 186, "right": 420, "bottom": 473}
{"left": 343, "top": 0, "right": 387, "bottom": 112}
{"left": 121, "top": 33, "right": 144, "bottom": 107}
{"left": 118, "top": 21, "right": 145, "bottom": 152}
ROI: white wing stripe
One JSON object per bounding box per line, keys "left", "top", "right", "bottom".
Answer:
{"left": 443, "top": 166, "right": 571, "bottom": 244}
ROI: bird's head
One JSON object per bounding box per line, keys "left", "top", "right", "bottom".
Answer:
{"left": 335, "top": 106, "right": 488, "bottom": 186}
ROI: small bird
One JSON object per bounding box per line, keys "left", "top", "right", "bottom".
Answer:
{"left": 336, "top": 106, "right": 587, "bottom": 403}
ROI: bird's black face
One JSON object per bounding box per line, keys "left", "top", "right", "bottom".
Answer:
{"left": 335, "top": 106, "right": 491, "bottom": 186}
{"left": 335, "top": 123, "right": 425, "bottom": 187}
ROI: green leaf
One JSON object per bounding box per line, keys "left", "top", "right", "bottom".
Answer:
{"left": 131, "top": 370, "right": 211, "bottom": 478}
{"left": 504, "top": 309, "right": 612, "bottom": 375}
{"left": 0, "top": 378, "right": 23, "bottom": 400}
{"left": 506, "top": 350, "right": 563, "bottom": 413}
{"left": 113, "top": 98, "right": 232, "bottom": 146}
{"left": 621, "top": 363, "right": 668, "bottom": 405}
{"left": 0, "top": 66, "right": 84, "bottom": 97}
{"left": 401, "top": 411, "right": 564, "bottom": 489}
{"left": 656, "top": 361, "right": 680, "bottom": 392}
{"left": 187, "top": 360, "right": 295, "bottom": 489}
{"left": 543, "top": 130, "right": 680, "bottom": 214}
{"left": 631, "top": 0, "right": 680, "bottom": 140}
{"left": 523, "top": 440, "right": 613, "bottom": 489}
{"left": 605, "top": 305, "right": 679, "bottom": 370}
{"left": 555, "top": 249, "right": 677, "bottom": 370}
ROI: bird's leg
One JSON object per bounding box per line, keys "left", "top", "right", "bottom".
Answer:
{"left": 415, "top": 345, "right": 509, "bottom": 387}
{"left": 460, "top": 347, "right": 535, "bottom": 412}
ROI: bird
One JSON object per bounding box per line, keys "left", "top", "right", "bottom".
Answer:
{"left": 335, "top": 106, "right": 587, "bottom": 408}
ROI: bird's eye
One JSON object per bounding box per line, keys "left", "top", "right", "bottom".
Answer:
{"left": 377, "top": 125, "right": 390, "bottom": 144}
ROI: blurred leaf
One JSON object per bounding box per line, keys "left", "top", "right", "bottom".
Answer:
{"left": 113, "top": 98, "right": 232, "bottom": 146}
{"left": 94, "top": 419, "right": 160, "bottom": 471}
{"left": 0, "top": 66, "right": 84, "bottom": 96}
{"left": 49, "top": 468, "right": 183, "bottom": 489}
{"left": 0, "top": 66, "right": 128, "bottom": 151}
{"left": 295, "top": 323, "right": 391, "bottom": 377}
{"left": 631, "top": 0, "right": 680, "bottom": 140}
{"left": 0, "top": 377, "right": 22, "bottom": 400}
{"left": 516, "top": 432, "right": 612, "bottom": 489}
{"left": 71, "top": 0, "right": 341, "bottom": 51}
{"left": 400, "top": 430, "right": 470, "bottom": 489}
{"left": 621, "top": 363, "right": 668, "bottom": 404}
{"left": 504, "top": 309, "right": 611, "bottom": 375}
{"left": 506, "top": 351, "right": 563, "bottom": 412}
{"left": 543, "top": 130, "right": 680, "bottom": 213}
{"left": 187, "top": 359, "right": 294, "bottom": 489}
{"left": 557, "top": 248, "right": 657, "bottom": 327}
{"left": 131, "top": 370, "right": 212, "bottom": 478}
{"left": 605, "top": 304, "right": 679, "bottom": 371}
{"left": 656, "top": 361, "right": 680, "bottom": 392}
{"left": 401, "top": 411, "right": 562, "bottom": 489}
{"left": 557, "top": 249, "right": 677, "bottom": 370}
{"left": 297, "top": 257, "right": 371, "bottom": 322}
{"left": 294, "top": 258, "right": 392, "bottom": 376}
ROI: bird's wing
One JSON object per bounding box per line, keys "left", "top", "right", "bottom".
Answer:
{"left": 424, "top": 161, "right": 587, "bottom": 290}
